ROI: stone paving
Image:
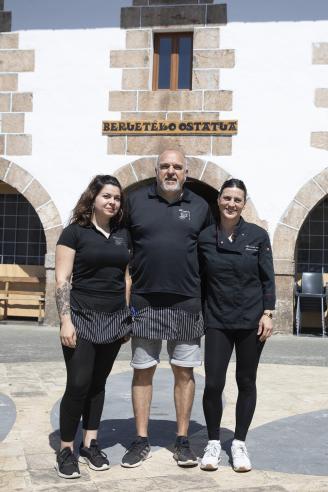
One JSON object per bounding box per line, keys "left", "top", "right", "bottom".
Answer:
{"left": 1, "top": 324, "right": 328, "bottom": 491}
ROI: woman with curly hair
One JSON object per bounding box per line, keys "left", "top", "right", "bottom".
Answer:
{"left": 54, "top": 175, "right": 131, "bottom": 479}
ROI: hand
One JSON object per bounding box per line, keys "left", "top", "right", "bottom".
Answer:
{"left": 257, "top": 315, "right": 273, "bottom": 342}
{"left": 60, "top": 320, "right": 77, "bottom": 348}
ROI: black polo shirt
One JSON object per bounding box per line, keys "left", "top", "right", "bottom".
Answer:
{"left": 198, "top": 218, "right": 276, "bottom": 330}
{"left": 57, "top": 223, "right": 130, "bottom": 311}
{"left": 127, "top": 183, "right": 212, "bottom": 298}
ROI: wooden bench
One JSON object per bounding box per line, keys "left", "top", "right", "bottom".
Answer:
{"left": 0, "top": 276, "right": 45, "bottom": 323}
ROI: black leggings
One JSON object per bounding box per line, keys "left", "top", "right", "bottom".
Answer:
{"left": 60, "top": 338, "right": 121, "bottom": 442}
{"left": 203, "top": 328, "right": 264, "bottom": 442}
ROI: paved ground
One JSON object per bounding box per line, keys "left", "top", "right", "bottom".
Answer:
{"left": 1, "top": 322, "right": 328, "bottom": 491}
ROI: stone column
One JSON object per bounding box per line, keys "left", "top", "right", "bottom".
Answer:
{"left": 44, "top": 254, "right": 58, "bottom": 326}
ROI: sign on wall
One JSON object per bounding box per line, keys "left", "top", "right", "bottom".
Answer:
{"left": 102, "top": 120, "right": 238, "bottom": 136}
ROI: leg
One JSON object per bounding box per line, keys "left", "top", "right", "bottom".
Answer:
{"left": 234, "top": 329, "right": 264, "bottom": 441}
{"left": 130, "top": 337, "right": 161, "bottom": 437}
{"left": 171, "top": 365, "right": 195, "bottom": 436}
{"left": 82, "top": 339, "right": 122, "bottom": 446}
{"left": 202, "top": 329, "right": 234, "bottom": 440}
{"left": 168, "top": 339, "right": 201, "bottom": 467}
{"left": 132, "top": 366, "right": 156, "bottom": 437}
{"left": 168, "top": 338, "right": 202, "bottom": 436}
{"left": 121, "top": 338, "right": 160, "bottom": 468}
{"left": 60, "top": 338, "right": 96, "bottom": 449}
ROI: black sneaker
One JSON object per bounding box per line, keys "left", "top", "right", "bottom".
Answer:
{"left": 79, "top": 439, "right": 110, "bottom": 471}
{"left": 121, "top": 436, "right": 152, "bottom": 468}
{"left": 173, "top": 436, "right": 198, "bottom": 467}
{"left": 55, "top": 447, "right": 81, "bottom": 479}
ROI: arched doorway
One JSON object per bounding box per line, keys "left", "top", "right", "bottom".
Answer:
{"left": 0, "top": 159, "right": 62, "bottom": 324}
{"left": 114, "top": 157, "right": 263, "bottom": 226}
{"left": 296, "top": 196, "right": 328, "bottom": 274}
{"left": 295, "top": 196, "right": 328, "bottom": 333}
{"left": 0, "top": 181, "right": 46, "bottom": 319}
{"left": 273, "top": 167, "right": 328, "bottom": 333}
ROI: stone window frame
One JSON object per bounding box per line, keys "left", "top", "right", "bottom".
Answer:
{"left": 109, "top": 24, "right": 235, "bottom": 156}
{"left": 152, "top": 31, "right": 193, "bottom": 90}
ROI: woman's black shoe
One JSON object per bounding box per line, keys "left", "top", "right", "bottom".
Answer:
{"left": 55, "top": 447, "right": 81, "bottom": 479}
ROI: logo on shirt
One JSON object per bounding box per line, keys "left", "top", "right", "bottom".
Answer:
{"left": 245, "top": 244, "right": 259, "bottom": 252}
{"left": 112, "top": 235, "right": 125, "bottom": 246}
{"left": 178, "top": 209, "right": 191, "bottom": 221}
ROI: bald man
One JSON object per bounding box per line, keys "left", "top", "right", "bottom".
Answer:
{"left": 122, "top": 150, "right": 213, "bottom": 468}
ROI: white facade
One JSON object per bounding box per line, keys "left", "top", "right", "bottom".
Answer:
{"left": 5, "top": 0, "right": 328, "bottom": 235}
{"left": 0, "top": 0, "right": 327, "bottom": 327}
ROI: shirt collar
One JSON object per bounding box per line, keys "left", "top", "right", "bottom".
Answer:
{"left": 148, "top": 183, "right": 191, "bottom": 203}
{"left": 216, "top": 217, "right": 247, "bottom": 249}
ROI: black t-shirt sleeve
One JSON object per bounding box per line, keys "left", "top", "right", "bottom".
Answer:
{"left": 202, "top": 205, "right": 215, "bottom": 229}
{"left": 126, "top": 229, "right": 132, "bottom": 251}
{"left": 57, "top": 224, "right": 79, "bottom": 251}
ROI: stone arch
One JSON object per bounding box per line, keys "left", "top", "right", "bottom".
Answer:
{"left": 272, "top": 167, "right": 328, "bottom": 333}
{"left": 0, "top": 157, "right": 63, "bottom": 324}
{"left": 273, "top": 168, "right": 328, "bottom": 275}
{"left": 113, "top": 156, "right": 264, "bottom": 227}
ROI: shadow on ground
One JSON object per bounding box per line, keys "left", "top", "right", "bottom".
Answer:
{"left": 48, "top": 367, "right": 328, "bottom": 475}
{"left": 0, "top": 393, "right": 16, "bottom": 442}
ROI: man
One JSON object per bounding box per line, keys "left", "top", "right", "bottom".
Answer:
{"left": 121, "top": 149, "right": 212, "bottom": 468}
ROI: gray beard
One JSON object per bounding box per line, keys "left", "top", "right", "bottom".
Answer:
{"left": 159, "top": 180, "right": 183, "bottom": 192}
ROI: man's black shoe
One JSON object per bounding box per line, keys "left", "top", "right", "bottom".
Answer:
{"left": 173, "top": 436, "right": 198, "bottom": 467}
{"left": 79, "top": 439, "right": 110, "bottom": 471}
{"left": 55, "top": 447, "right": 81, "bottom": 479}
{"left": 121, "top": 436, "right": 152, "bottom": 468}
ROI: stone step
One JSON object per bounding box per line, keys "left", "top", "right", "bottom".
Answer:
{"left": 0, "top": 11, "right": 11, "bottom": 32}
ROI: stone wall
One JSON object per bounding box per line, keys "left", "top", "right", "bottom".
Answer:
{"left": 0, "top": 7, "right": 61, "bottom": 325}
{"left": 311, "top": 43, "right": 328, "bottom": 150}
{"left": 271, "top": 41, "right": 328, "bottom": 334}
{"left": 108, "top": 0, "right": 235, "bottom": 158}
{"left": 0, "top": 5, "right": 34, "bottom": 156}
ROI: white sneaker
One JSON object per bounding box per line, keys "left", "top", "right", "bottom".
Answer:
{"left": 200, "top": 440, "right": 221, "bottom": 471}
{"left": 231, "top": 439, "right": 252, "bottom": 472}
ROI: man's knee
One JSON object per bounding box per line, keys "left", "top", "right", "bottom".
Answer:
{"left": 172, "top": 365, "right": 195, "bottom": 384}
{"left": 133, "top": 366, "right": 156, "bottom": 386}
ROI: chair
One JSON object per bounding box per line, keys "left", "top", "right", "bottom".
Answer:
{"left": 294, "top": 272, "right": 327, "bottom": 337}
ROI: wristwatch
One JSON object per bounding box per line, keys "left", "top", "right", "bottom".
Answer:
{"left": 263, "top": 312, "right": 273, "bottom": 319}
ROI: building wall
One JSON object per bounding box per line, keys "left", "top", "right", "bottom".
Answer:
{"left": 1, "top": 0, "right": 328, "bottom": 327}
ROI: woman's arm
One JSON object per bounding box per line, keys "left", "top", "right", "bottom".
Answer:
{"left": 125, "top": 265, "right": 132, "bottom": 307}
{"left": 55, "top": 244, "right": 76, "bottom": 348}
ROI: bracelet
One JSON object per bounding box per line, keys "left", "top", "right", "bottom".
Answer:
{"left": 263, "top": 312, "right": 273, "bottom": 319}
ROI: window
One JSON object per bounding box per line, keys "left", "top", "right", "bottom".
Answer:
{"left": 296, "top": 197, "right": 328, "bottom": 273}
{"left": 0, "top": 193, "right": 46, "bottom": 266}
{"left": 153, "top": 33, "right": 193, "bottom": 90}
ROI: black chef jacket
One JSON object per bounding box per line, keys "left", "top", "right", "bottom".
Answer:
{"left": 198, "top": 218, "right": 275, "bottom": 330}
{"left": 127, "top": 183, "right": 212, "bottom": 298}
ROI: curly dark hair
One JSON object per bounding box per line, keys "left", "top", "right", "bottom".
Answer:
{"left": 70, "top": 175, "right": 124, "bottom": 228}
